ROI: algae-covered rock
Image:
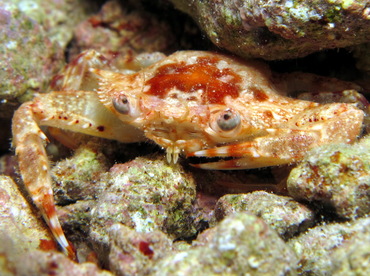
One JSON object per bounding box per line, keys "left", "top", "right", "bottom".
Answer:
{"left": 47, "top": 137, "right": 198, "bottom": 261}
{"left": 13, "top": 250, "right": 113, "bottom": 276}
{"left": 0, "top": 4, "right": 64, "bottom": 118}
{"left": 331, "top": 229, "right": 370, "bottom": 275}
{"left": 4, "top": 0, "right": 96, "bottom": 48}
{"left": 287, "top": 136, "right": 370, "bottom": 219}
{"left": 151, "top": 213, "right": 298, "bottom": 275}
{"left": 288, "top": 217, "right": 370, "bottom": 275}
{"left": 169, "top": 0, "right": 370, "bottom": 60}
{"left": 0, "top": 175, "right": 111, "bottom": 275}
{"left": 215, "top": 191, "right": 316, "bottom": 239}
{"left": 51, "top": 143, "right": 111, "bottom": 205}
{"left": 108, "top": 224, "right": 173, "bottom": 276}
{"left": 0, "top": 175, "right": 52, "bottom": 254}
{"left": 70, "top": 0, "right": 175, "bottom": 68}
{"left": 89, "top": 156, "right": 197, "bottom": 249}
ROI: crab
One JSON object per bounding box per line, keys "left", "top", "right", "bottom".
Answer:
{"left": 12, "top": 50, "right": 366, "bottom": 260}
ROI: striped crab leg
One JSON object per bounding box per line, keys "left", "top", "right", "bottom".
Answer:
{"left": 10, "top": 51, "right": 108, "bottom": 261}
{"left": 12, "top": 102, "right": 77, "bottom": 260}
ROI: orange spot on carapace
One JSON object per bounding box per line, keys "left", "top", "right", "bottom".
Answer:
{"left": 251, "top": 87, "right": 269, "bottom": 101}
{"left": 145, "top": 56, "right": 242, "bottom": 104}
{"left": 263, "top": 110, "right": 273, "bottom": 119}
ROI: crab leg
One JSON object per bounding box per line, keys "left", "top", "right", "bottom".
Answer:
{"left": 12, "top": 102, "right": 77, "bottom": 260}
{"left": 12, "top": 90, "right": 145, "bottom": 260}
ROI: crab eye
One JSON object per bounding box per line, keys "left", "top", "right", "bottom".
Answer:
{"left": 217, "top": 109, "right": 241, "bottom": 131}
{"left": 112, "top": 95, "right": 130, "bottom": 115}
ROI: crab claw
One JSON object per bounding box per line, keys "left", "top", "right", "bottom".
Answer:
{"left": 189, "top": 104, "right": 364, "bottom": 170}
{"left": 188, "top": 144, "right": 291, "bottom": 170}
{"left": 190, "top": 158, "right": 245, "bottom": 170}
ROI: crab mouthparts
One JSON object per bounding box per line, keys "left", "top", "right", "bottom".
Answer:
{"left": 166, "top": 145, "right": 181, "bottom": 164}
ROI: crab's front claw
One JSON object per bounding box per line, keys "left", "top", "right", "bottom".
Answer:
{"left": 189, "top": 129, "right": 313, "bottom": 169}
{"left": 189, "top": 103, "right": 364, "bottom": 170}
{"left": 187, "top": 129, "right": 322, "bottom": 170}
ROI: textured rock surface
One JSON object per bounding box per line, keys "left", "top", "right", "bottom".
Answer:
{"left": 0, "top": 175, "right": 52, "bottom": 254}
{"left": 215, "top": 191, "right": 316, "bottom": 239}
{"left": 4, "top": 0, "right": 96, "bottom": 48}
{"left": 151, "top": 213, "right": 298, "bottom": 275}
{"left": 287, "top": 135, "right": 370, "bottom": 219}
{"left": 108, "top": 224, "right": 173, "bottom": 276}
{"left": 48, "top": 138, "right": 197, "bottom": 255}
{"left": 330, "top": 229, "right": 370, "bottom": 275}
{"left": 89, "top": 156, "right": 197, "bottom": 249}
{"left": 288, "top": 217, "right": 370, "bottom": 275}
{"left": 51, "top": 142, "right": 111, "bottom": 205}
{"left": 8, "top": 250, "right": 113, "bottom": 276}
{"left": 169, "top": 0, "right": 370, "bottom": 60}
{"left": 69, "top": 0, "right": 176, "bottom": 68}
{"left": 0, "top": 175, "right": 110, "bottom": 275}
{"left": 0, "top": 3, "right": 64, "bottom": 118}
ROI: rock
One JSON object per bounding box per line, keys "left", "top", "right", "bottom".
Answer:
{"left": 288, "top": 216, "right": 370, "bottom": 275}
{"left": 215, "top": 191, "right": 316, "bottom": 239}
{"left": 51, "top": 142, "right": 111, "bottom": 205}
{"left": 0, "top": 154, "right": 18, "bottom": 178}
{"left": 151, "top": 213, "right": 298, "bottom": 275}
{"left": 56, "top": 200, "right": 96, "bottom": 244}
{"left": 0, "top": 175, "right": 110, "bottom": 275}
{"left": 47, "top": 137, "right": 199, "bottom": 262}
{"left": 12, "top": 250, "right": 113, "bottom": 276}
{"left": 0, "top": 175, "right": 52, "bottom": 255}
{"left": 5, "top": 0, "right": 97, "bottom": 48}
{"left": 0, "top": 4, "right": 64, "bottom": 118}
{"left": 331, "top": 229, "right": 370, "bottom": 275}
{"left": 89, "top": 156, "right": 197, "bottom": 256}
{"left": 287, "top": 135, "right": 370, "bottom": 219}
{"left": 69, "top": 0, "right": 175, "bottom": 69}
{"left": 0, "top": 0, "right": 94, "bottom": 149}
{"left": 353, "top": 43, "right": 370, "bottom": 75}
{"left": 108, "top": 224, "right": 173, "bottom": 276}
{"left": 169, "top": 0, "right": 370, "bottom": 60}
